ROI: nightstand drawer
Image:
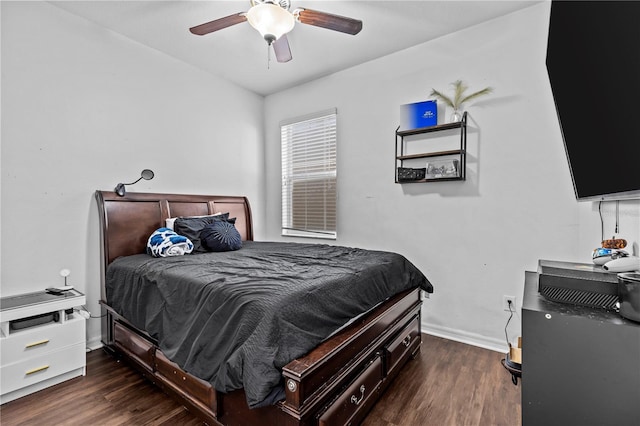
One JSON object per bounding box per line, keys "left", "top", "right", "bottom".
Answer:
{"left": 0, "top": 316, "right": 85, "bottom": 365}
{"left": 0, "top": 342, "right": 86, "bottom": 395}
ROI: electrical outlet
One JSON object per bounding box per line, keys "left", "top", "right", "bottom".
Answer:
{"left": 503, "top": 295, "right": 516, "bottom": 311}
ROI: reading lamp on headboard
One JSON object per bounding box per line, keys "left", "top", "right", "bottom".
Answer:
{"left": 115, "top": 169, "right": 154, "bottom": 197}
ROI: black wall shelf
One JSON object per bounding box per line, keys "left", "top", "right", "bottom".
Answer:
{"left": 395, "top": 112, "right": 467, "bottom": 183}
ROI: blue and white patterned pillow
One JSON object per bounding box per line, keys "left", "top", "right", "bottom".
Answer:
{"left": 200, "top": 221, "right": 242, "bottom": 252}
{"left": 146, "top": 227, "right": 194, "bottom": 257}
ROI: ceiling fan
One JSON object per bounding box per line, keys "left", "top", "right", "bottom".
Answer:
{"left": 189, "top": 0, "right": 363, "bottom": 63}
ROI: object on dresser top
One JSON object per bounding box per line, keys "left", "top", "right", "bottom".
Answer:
{"left": 537, "top": 259, "right": 619, "bottom": 310}
{"left": 618, "top": 273, "right": 640, "bottom": 322}
{"left": 603, "top": 256, "right": 640, "bottom": 273}
{"left": 592, "top": 247, "right": 628, "bottom": 265}
{"left": 602, "top": 238, "right": 627, "bottom": 249}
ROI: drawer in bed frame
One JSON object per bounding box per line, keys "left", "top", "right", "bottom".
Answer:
{"left": 155, "top": 350, "right": 218, "bottom": 416}
{"left": 101, "top": 287, "right": 423, "bottom": 426}
{"left": 318, "top": 355, "right": 383, "bottom": 426}
{"left": 384, "top": 315, "right": 421, "bottom": 376}
{"left": 113, "top": 322, "right": 154, "bottom": 373}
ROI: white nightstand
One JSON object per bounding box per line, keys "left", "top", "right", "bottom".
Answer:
{"left": 0, "top": 289, "right": 87, "bottom": 404}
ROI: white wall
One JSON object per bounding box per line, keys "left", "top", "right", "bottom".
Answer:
{"left": 1, "top": 1, "right": 265, "bottom": 348}
{"left": 2, "top": 2, "right": 638, "bottom": 354}
{"left": 264, "top": 2, "right": 640, "bottom": 351}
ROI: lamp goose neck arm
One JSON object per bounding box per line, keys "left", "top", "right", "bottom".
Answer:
{"left": 114, "top": 169, "right": 154, "bottom": 197}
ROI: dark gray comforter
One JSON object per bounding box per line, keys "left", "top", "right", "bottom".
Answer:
{"left": 106, "top": 241, "right": 432, "bottom": 408}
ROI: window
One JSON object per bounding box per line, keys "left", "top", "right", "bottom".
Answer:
{"left": 281, "top": 108, "right": 337, "bottom": 239}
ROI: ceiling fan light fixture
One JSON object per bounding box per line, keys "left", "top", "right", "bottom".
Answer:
{"left": 246, "top": 3, "right": 295, "bottom": 44}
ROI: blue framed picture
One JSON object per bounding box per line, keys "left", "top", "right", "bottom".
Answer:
{"left": 400, "top": 100, "right": 437, "bottom": 130}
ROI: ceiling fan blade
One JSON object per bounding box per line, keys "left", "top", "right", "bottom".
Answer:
{"left": 295, "top": 8, "right": 362, "bottom": 35}
{"left": 273, "top": 34, "right": 293, "bottom": 63}
{"left": 189, "top": 13, "right": 247, "bottom": 36}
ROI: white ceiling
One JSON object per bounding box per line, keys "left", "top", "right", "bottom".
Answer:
{"left": 49, "top": 1, "right": 539, "bottom": 96}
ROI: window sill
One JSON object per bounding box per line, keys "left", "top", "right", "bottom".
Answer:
{"left": 282, "top": 230, "right": 336, "bottom": 240}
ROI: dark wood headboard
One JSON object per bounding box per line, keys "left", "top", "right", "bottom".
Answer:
{"left": 95, "top": 190, "right": 253, "bottom": 274}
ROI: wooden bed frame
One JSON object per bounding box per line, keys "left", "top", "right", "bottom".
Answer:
{"left": 95, "top": 190, "right": 423, "bottom": 426}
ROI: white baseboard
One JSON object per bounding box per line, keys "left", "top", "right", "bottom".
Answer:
{"left": 86, "top": 336, "right": 103, "bottom": 351}
{"left": 85, "top": 323, "right": 506, "bottom": 354}
{"left": 422, "top": 321, "right": 509, "bottom": 354}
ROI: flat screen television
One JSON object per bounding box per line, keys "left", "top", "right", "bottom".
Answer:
{"left": 546, "top": 1, "right": 640, "bottom": 201}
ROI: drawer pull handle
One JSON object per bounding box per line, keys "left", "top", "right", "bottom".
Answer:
{"left": 26, "top": 365, "right": 50, "bottom": 375}
{"left": 350, "top": 385, "right": 365, "bottom": 406}
{"left": 25, "top": 339, "right": 50, "bottom": 348}
{"left": 402, "top": 335, "right": 411, "bottom": 347}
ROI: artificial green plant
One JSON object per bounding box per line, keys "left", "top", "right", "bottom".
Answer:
{"left": 429, "top": 80, "right": 493, "bottom": 112}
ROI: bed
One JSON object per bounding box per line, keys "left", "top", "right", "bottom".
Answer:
{"left": 95, "top": 190, "right": 433, "bottom": 425}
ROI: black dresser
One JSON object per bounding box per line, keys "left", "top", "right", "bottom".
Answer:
{"left": 522, "top": 271, "right": 640, "bottom": 426}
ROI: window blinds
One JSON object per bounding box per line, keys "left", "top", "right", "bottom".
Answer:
{"left": 281, "top": 109, "right": 337, "bottom": 239}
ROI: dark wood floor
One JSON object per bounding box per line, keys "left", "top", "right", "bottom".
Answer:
{"left": 0, "top": 334, "right": 521, "bottom": 425}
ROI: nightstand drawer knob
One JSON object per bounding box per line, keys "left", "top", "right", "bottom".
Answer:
{"left": 25, "top": 339, "right": 50, "bottom": 349}
{"left": 25, "top": 365, "right": 50, "bottom": 375}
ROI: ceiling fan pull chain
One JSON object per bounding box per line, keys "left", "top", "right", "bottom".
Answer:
{"left": 267, "top": 44, "right": 271, "bottom": 69}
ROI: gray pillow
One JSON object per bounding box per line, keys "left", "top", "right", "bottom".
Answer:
{"left": 173, "top": 213, "right": 230, "bottom": 253}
